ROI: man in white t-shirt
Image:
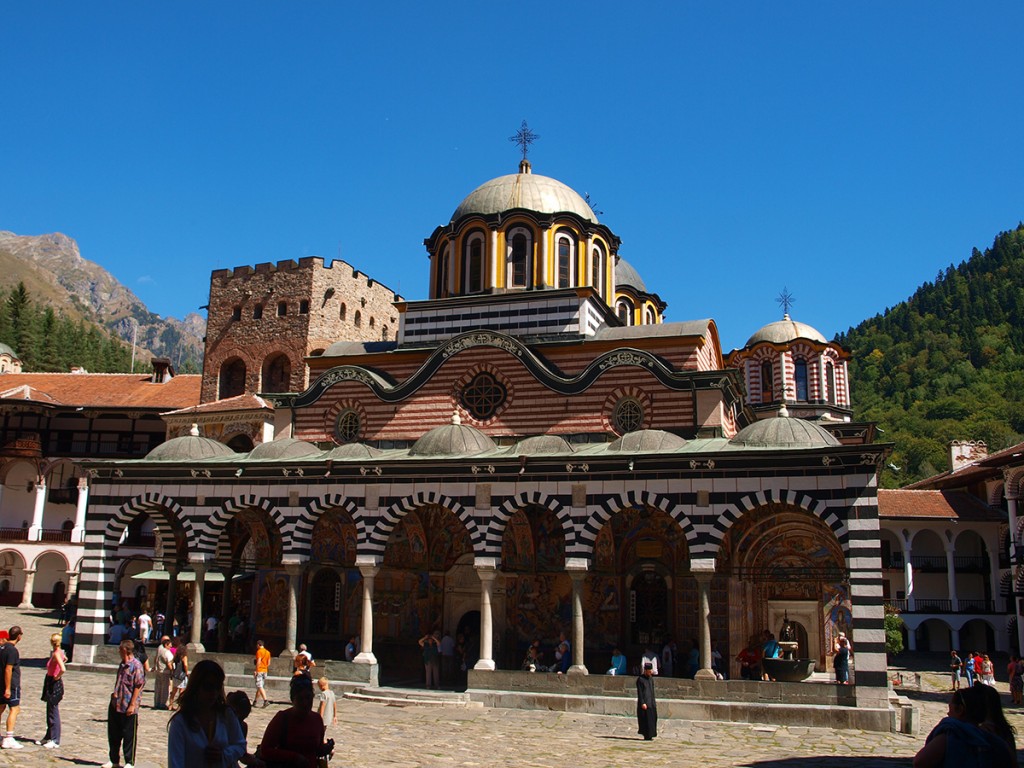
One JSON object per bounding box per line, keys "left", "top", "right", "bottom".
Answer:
{"left": 136, "top": 611, "right": 152, "bottom": 644}
{"left": 205, "top": 615, "right": 218, "bottom": 646}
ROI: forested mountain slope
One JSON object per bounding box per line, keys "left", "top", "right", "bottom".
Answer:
{"left": 837, "top": 224, "right": 1024, "bottom": 487}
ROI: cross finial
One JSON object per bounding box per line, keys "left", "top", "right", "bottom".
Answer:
{"left": 776, "top": 288, "right": 795, "bottom": 318}
{"left": 509, "top": 120, "right": 539, "bottom": 162}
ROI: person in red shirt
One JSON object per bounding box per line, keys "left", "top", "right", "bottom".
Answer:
{"left": 260, "top": 675, "right": 333, "bottom": 768}
{"left": 735, "top": 638, "right": 762, "bottom": 680}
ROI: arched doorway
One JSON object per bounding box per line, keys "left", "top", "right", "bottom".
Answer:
{"left": 305, "top": 507, "right": 360, "bottom": 659}
{"left": 629, "top": 568, "right": 669, "bottom": 647}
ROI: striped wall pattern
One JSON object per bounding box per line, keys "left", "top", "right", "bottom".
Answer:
{"left": 367, "top": 491, "right": 483, "bottom": 557}
{"left": 841, "top": 480, "right": 887, "bottom": 688}
{"left": 486, "top": 491, "right": 572, "bottom": 555}
{"left": 294, "top": 494, "right": 368, "bottom": 557}
{"left": 200, "top": 495, "right": 292, "bottom": 556}
{"left": 400, "top": 297, "right": 587, "bottom": 344}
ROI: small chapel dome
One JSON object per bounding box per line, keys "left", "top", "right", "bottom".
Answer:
{"left": 745, "top": 314, "right": 827, "bottom": 347}
{"left": 729, "top": 416, "right": 841, "bottom": 449}
{"left": 615, "top": 258, "right": 647, "bottom": 293}
{"left": 0, "top": 342, "right": 18, "bottom": 358}
{"left": 247, "top": 437, "right": 321, "bottom": 460}
{"left": 324, "top": 442, "right": 382, "bottom": 460}
{"left": 506, "top": 434, "right": 575, "bottom": 455}
{"left": 608, "top": 429, "right": 688, "bottom": 453}
{"left": 146, "top": 424, "right": 237, "bottom": 461}
{"left": 451, "top": 162, "right": 597, "bottom": 223}
{"left": 409, "top": 412, "right": 497, "bottom": 457}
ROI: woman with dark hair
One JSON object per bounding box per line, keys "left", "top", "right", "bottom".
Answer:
{"left": 167, "top": 659, "right": 246, "bottom": 768}
{"left": 913, "top": 684, "right": 1014, "bottom": 767}
{"left": 972, "top": 680, "right": 1017, "bottom": 760}
{"left": 168, "top": 640, "right": 189, "bottom": 711}
{"left": 260, "top": 675, "right": 334, "bottom": 768}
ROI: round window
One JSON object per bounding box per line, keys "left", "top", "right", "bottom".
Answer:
{"left": 460, "top": 372, "right": 507, "bottom": 421}
{"left": 611, "top": 397, "right": 644, "bottom": 435}
{"left": 334, "top": 409, "right": 362, "bottom": 444}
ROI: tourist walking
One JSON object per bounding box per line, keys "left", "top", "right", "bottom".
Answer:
{"left": 252, "top": 639, "right": 271, "bottom": 708}
{"left": 1009, "top": 654, "right": 1023, "bottom": 705}
{"left": 949, "top": 650, "right": 962, "bottom": 691}
{"left": 154, "top": 635, "right": 174, "bottom": 710}
{"left": 636, "top": 662, "right": 658, "bottom": 741}
{"left": 0, "top": 626, "right": 24, "bottom": 749}
{"left": 419, "top": 630, "right": 441, "bottom": 689}
{"left": 167, "top": 660, "right": 246, "bottom": 768}
{"left": 964, "top": 653, "right": 976, "bottom": 687}
{"left": 981, "top": 654, "right": 996, "bottom": 686}
{"left": 260, "top": 675, "right": 334, "bottom": 767}
{"left": 316, "top": 676, "right": 338, "bottom": 726}
{"left": 102, "top": 639, "right": 145, "bottom": 768}
{"left": 168, "top": 639, "right": 190, "bottom": 710}
{"left": 37, "top": 632, "right": 66, "bottom": 749}
{"left": 136, "top": 608, "right": 152, "bottom": 645}
{"left": 833, "top": 635, "right": 850, "bottom": 684}
{"left": 293, "top": 643, "right": 315, "bottom": 677}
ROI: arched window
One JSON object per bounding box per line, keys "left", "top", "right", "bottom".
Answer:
{"left": 340, "top": 303, "right": 347, "bottom": 321}
{"left": 794, "top": 359, "right": 809, "bottom": 401}
{"left": 507, "top": 227, "right": 531, "bottom": 288}
{"left": 277, "top": 301, "right": 287, "bottom": 317}
{"left": 826, "top": 361, "right": 837, "bottom": 405}
{"left": 464, "top": 232, "right": 486, "bottom": 294}
{"left": 354, "top": 310, "right": 362, "bottom": 327}
{"left": 231, "top": 306, "right": 242, "bottom": 321}
{"left": 253, "top": 304, "right": 263, "bottom": 320}
{"left": 436, "top": 249, "right": 449, "bottom": 298}
{"left": 617, "top": 299, "right": 633, "bottom": 325}
{"left": 644, "top": 306, "right": 655, "bottom": 325}
{"left": 592, "top": 244, "right": 606, "bottom": 297}
{"left": 556, "top": 232, "right": 575, "bottom": 288}
{"left": 299, "top": 300, "right": 309, "bottom": 314}
{"left": 760, "top": 360, "right": 774, "bottom": 403}
{"left": 219, "top": 358, "right": 247, "bottom": 399}
{"left": 369, "top": 316, "right": 375, "bottom": 328}
{"left": 382, "top": 325, "right": 389, "bottom": 341}
{"left": 262, "top": 353, "right": 292, "bottom": 393}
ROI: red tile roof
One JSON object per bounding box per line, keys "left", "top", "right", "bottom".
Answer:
{"left": 0, "top": 372, "right": 201, "bottom": 409}
{"left": 878, "top": 489, "right": 1004, "bottom": 522}
{"left": 163, "top": 393, "right": 274, "bottom": 415}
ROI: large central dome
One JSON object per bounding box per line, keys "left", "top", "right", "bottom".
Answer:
{"left": 451, "top": 162, "right": 598, "bottom": 223}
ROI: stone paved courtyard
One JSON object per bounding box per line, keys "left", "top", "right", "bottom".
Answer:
{"left": 0, "top": 608, "right": 1018, "bottom": 767}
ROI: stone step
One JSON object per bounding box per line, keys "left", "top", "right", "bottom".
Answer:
{"left": 344, "top": 686, "right": 482, "bottom": 708}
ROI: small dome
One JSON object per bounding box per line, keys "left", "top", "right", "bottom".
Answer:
{"left": 615, "top": 258, "right": 647, "bottom": 293}
{"left": 0, "top": 342, "right": 18, "bottom": 358}
{"left": 745, "top": 314, "right": 827, "bottom": 347}
{"left": 452, "top": 164, "right": 597, "bottom": 223}
{"left": 506, "top": 434, "right": 575, "bottom": 455}
{"left": 608, "top": 429, "right": 687, "bottom": 453}
{"left": 324, "top": 443, "right": 382, "bottom": 460}
{"left": 247, "top": 437, "right": 321, "bottom": 460}
{"left": 730, "top": 417, "right": 841, "bottom": 449}
{"left": 410, "top": 413, "right": 496, "bottom": 457}
{"left": 146, "top": 434, "right": 237, "bottom": 462}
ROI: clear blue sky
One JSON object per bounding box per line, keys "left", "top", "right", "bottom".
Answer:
{"left": 3, "top": 2, "right": 1023, "bottom": 352}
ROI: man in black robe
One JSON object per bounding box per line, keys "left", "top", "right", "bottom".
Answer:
{"left": 636, "top": 662, "right": 657, "bottom": 740}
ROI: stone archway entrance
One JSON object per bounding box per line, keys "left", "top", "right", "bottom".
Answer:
{"left": 628, "top": 568, "right": 670, "bottom": 647}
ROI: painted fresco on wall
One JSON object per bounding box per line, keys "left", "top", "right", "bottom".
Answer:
{"left": 612, "top": 507, "right": 686, "bottom": 572}
{"left": 384, "top": 513, "right": 427, "bottom": 570}
{"left": 583, "top": 574, "right": 621, "bottom": 649}
{"left": 822, "top": 581, "right": 852, "bottom": 654}
{"left": 501, "top": 511, "right": 535, "bottom": 571}
{"left": 254, "top": 569, "right": 289, "bottom": 635}
{"left": 374, "top": 570, "right": 432, "bottom": 640}
{"left": 345, "top": 569, "right": 362, "bottom": 633}
{"left": 593, "top": 523, "right": 615, "bottom": 573}
{"left": 420, "top": 505, "right": 472, "bottom": 571}
{"left": 310, "top": 510, "right": 356, "bottom": 565}
{"left": 531, "top": 507, "right": 565, "bottom": 572}
{"left": 505, "top": 572, "right": 571, "bottom": 645}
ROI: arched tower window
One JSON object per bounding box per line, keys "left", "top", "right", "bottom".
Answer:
{"left": 436, "top": 248, "right": 449, "bottom": 298}
{"left": 262, "top": 353, "right": 292, "bottom": 393}
{"left": 354, "top": 310, "right": 362, "bottom": 327}
{"left": 794, "top": 359, "right": 809, "bottom": 401}
{"left": 464, "top": 232, "right": 486, "bottom": 294}
{"left": 340, "top": 303, "right": 347, "bottom": 321}
{"left": 760, "top": 360, "right": 774, "bottom": 403}
{"left": 617, "top": 299, "right": 633, "bottom": 325}
{"left": 592, "top": 244, "right": 606, "bottom": 298}
{"left": 643, "top": 306, "right": 655, "bottom": 325}
{"left": 382, "top": 325, "right": 389, "bottom": 341}
{"left": 826, "top": 361, "right": 836, "bottom": 405}
{"left": 507, "top": 227, "right": 531, "bottom": 289}
{"left": 556, "top": 232, "right": 575, "bottom": 289}
{"left": 277, "top": 301, "right": 288, "bottom": 317}
{"left": 253, "top": 304, "right": 263, "bottom": 320}
{"left": 219, "top": 358, "right": 247, "bottom": 399}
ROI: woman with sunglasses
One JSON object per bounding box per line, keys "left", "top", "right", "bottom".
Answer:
{"left": 168, "top": 659, "right": 246, "bottom": 768}
{"left": 913, "top": 684, "right": 1014, "bottom": 768}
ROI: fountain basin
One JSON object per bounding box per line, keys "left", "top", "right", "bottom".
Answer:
{"left": 762, "top": 658, "right": 816, "bottom": 682}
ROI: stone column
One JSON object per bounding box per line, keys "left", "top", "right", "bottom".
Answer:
{"left": 567, "top": 562, "right": 588, "bottom": 674}
{"left": 18, "top": 568, "right": 36, "bottom": 608}
{"left": 219, "top": 564, "right": 235, "bottom": 652}
{"left": 474, "top": 559, "right": 497, "bottom": 671}
{"left": 538, "top": 226, "right": 550, "bottom": 288}
{"left": 72, "top": 477, "right": 89, "bottom": 544}
{"left": 280, "top": 562, "right": 304, "bottom": 658}
{"left": 188, "top": 562, "right": 206, "bottom": 653}
{"left": 1009, "top": 496, "right": 1024, "bottom": 653}
{"left": 945, "top": 544, "right": 959, "bottom": 612}
{"left": 66, "top": 570, "right": 80, "bottom": 598}
{"left": 951, "top": 627, "right": 961, "bottom": 652}
{"left": 28, "top": 479, "right": 46, "bottom": 541}
{"left": 354, "top": 557, "right": 380, "bottom": 665}
{"left": 489, "top": 229, "right": 499, "bottom": 289}
{"left": 693, "top": 566, "right": 717, "bottom": 680}
{"left": 902, "top": 540, "right": 915, "bottom": 612}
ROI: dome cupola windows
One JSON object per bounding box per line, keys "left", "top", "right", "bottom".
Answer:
{"left": 463, "top": 231, "right": 486, "bottom": 294}
{"left": 507, "top": 227, "right": 532, "bottom": 288}
{"left": 555, "top": 231, "right": 576, "bottom": 289}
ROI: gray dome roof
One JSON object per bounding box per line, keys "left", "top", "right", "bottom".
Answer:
{"left": 0, "top": 342, "right": 17, "bottom": 358}
{"left": 615, "top": 258, "right": 647, "bottom": 293}
{"left": 146, "top": 434, "right": 237, "bottom": 461}
{"left": 247, "top": 437, "right": 321, "bottom": 460}
{"left": 608, "top": 429, "right": 687, "bottom": 453}
{"left": 324, "top": 443, "right": 382, "bottom": 460}
{"left": 409, "top": 422, "right": 496, "bottom": 457}
{"left": 452, "top": 166, "right": 597, "bottom": 223}
{"left": 506, "top": 434, "right": 575, "bottom": 455}
{"left": 730, "top": 417, "right": 841, "bottom": 449}
{"left": 745, "top": 315, "right": 827, "bottom": 347}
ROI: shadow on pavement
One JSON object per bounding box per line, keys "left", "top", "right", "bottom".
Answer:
{"left": 739, "top": 758, "right": 912, "bottom": 767}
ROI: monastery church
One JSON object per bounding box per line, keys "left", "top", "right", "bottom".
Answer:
{"left": 68, "top": 150, "right": 897, "bottom": 717}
